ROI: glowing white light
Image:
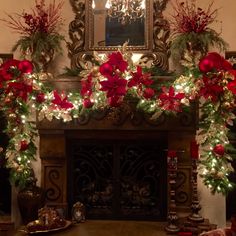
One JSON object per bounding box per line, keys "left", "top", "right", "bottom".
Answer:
{"left": 92, "top": 0, "right": 95, "bottom": 9}
{"left": 105, "top": 0, "right": 111, "bottom": 9}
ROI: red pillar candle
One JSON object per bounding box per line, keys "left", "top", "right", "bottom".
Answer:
{"left": 167, "top": 150, "right": 177, "bottom": 158}
{"left": 190, "top": 140, "right": 199, "bottom": 160}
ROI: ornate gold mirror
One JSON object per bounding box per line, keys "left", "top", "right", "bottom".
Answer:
{"left": 68, "top": 0, "right": 170, "bottom": 71}
{"left": 87, "top": 0, "right": 151, "bottom": 51}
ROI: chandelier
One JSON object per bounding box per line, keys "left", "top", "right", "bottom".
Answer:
{"left": 104, "top": 0, "right": 146, "bottom": 24}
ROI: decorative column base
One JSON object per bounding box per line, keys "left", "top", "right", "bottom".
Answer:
{"left": 165, "top": 212, "right": 180, "bottom": 233}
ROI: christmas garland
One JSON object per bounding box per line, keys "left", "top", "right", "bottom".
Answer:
{"left": 0, "top": 48, "right": 235, "bottom": 194}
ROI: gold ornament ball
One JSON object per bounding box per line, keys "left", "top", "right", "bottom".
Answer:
{"left": 92, "top": 66, "right": 99, "bottom": 76}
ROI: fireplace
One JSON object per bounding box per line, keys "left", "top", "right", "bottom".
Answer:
{"left": 37, "top": 77, "right": 197, "bottom": 220}
{"left": 67, "top": 133, "right": 167, "bottom": 220}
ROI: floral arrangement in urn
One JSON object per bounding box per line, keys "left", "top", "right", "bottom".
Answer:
{"left": 1, "top": 0, "right": 64, "bottom": 72}
{"left": 169, "top": 0, "right": 228, "bottom": 64}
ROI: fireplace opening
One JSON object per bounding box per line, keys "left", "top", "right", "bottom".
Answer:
{"left": 67, "top": 134, "right": 167, "bottom": 221}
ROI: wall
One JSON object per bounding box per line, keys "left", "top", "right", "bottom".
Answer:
{"left": 0, "top": 0, "right": 235, "bottom": 229}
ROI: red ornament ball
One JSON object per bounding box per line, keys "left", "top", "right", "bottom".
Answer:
{"left": 83, "top": 98, "right": 94, "bottom": 108}
{"left": 213, "top": 144, "right": 225, "bottom": 156}
{"left": 99, "top": 62, "right": 113, "bottom": 77}
{"left": 18, "top": 60, "right": 34, "bottom": 74}
{"left": 20, "top": 140, "right": 29, "bottom": 151}
{"left": 199, "top": 57, "right": 214, "bottom": 73}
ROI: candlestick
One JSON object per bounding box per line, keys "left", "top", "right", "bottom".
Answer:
{"left": 165, "top": 150, "right": 180, "bottom": 233}
{"left": 188, "top": 158, "right": 204, "bottom": 222}
{"left": 190, "top": 140, "right": 199, "bottom": 160}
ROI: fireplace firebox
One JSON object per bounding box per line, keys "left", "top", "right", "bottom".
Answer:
{"left": 67, "top": 136, "right": 167, "bottom": 220}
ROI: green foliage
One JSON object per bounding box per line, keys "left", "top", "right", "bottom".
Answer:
{"left": 12, "top": 32, "right": 64, "bottom": 70}
{"left": 170, "top": 31, "right": 228, "bottom": 62}
{"left": 143, "top": 66, "right": 175, "bottom": 77}
{"left": 61, "top": 66, "right": 82, "bottom": 77}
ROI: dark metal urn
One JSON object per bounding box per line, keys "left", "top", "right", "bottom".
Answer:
{"left": 17, "top": 177, "right": 45, "bottom": 225}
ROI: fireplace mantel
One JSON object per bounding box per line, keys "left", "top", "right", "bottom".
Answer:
{"left": 37, "top": 77, "right": 197, "bottom": 218}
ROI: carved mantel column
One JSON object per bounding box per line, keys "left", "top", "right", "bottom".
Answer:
{"left": 39, "top": 130, "right": 68, "bottom": 211}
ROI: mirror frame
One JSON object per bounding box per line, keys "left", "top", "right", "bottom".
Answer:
{"left": 86, "top": 0, "right": 152, "bottom": 52}
{"left": 68, "top": 0, "right": 170, "bottom": 71}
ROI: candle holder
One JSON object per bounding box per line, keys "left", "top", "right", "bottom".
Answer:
{"left": 188, "top": 158, "right": 204, "bottom": 222}
{"left": 165, "top": 150, "right": 180, "bottom": 233}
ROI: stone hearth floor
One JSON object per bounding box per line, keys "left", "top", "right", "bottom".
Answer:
{"left": 4, "top": 220, "right": 169, "bottom": 236}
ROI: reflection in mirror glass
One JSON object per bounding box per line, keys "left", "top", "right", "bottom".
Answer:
{"left": 92, "top": 0, "right": 146, "bottom": 47}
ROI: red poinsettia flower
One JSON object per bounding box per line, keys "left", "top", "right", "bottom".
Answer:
{"left": 81, "top": 74, "right": 93, "bottom": 97}
{"left": 100, "top": 74, "right": 127, "bottom": 98}
{"left": 0, "top": 59, "right": 20, "bottom": 81}
{"left": 20, "top": 140, "right": 29, "bottom": 151}
{"left": 51, "top": 91, "right": 74, "bottom": 109}
{"left": 128, "top": 66, "right": 153, "bottom": 88}
{"left": 108, "top": 96, "right": 123, "bottom": 107}
{"left": 6, "top": 81, "right": 33, "bottom": 101}
{"left": 18, "top": 60, "right": 34, "bottom": 74}
{"left": 143, "top": 87, "right": 155, "bottom": 99}
{"left": 199, "top": 75, "right": 224, "bottom": 102}
{"left": 99, "top": 62, "right": 114, "bottom": 77}
{"left": 158, "top": 86, "right": 185, "bottom": 112}
{"left": 227, "top": 79, "right": 236, "bottom": 94}
{"left": 107, "top": 52, "right": 128, "bottom": 72}
{"left": 199, "top": 52, "right": 232, "bottom": 73}
{"left": 213, "top": 144, "right": 225, "bottom": 156}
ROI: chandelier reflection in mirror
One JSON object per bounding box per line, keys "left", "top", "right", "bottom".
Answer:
{"left": 92, "top": 0, "right": 146, "bottom": 25}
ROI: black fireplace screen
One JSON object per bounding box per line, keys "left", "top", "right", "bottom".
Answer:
{"left": 67, "top": 138, "right": 167, "bottom": 220}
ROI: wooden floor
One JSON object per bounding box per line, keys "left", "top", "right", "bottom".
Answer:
{"left": 3, "top": 220, "right": 170, "bottom": 236}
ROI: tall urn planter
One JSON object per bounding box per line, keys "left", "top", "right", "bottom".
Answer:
{"left": 17, "top": 178, "right": 45, "bottom": 225}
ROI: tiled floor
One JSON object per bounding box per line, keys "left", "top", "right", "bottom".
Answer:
{"left": 5, "top": 220, "right": 169, "bottom": 236}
